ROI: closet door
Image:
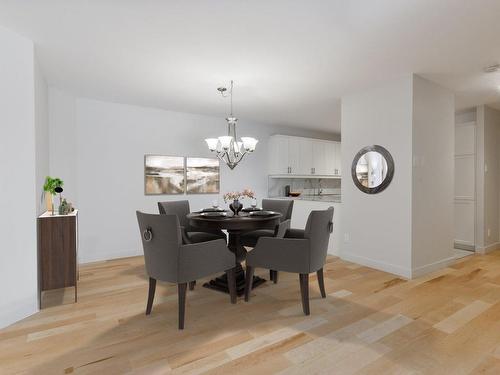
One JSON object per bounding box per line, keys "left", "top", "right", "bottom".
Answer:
{"left": 454, "top": 122, "right": 475, "bottom": 250}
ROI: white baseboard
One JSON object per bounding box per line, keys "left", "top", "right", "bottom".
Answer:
{"left": 340, "top": 252, "right": 411, "bottom": 279}
{"left": 411, "top": 255, "right": 456, "bottom": 279}
{"left": 327, "top": 245, "right": 340, "bottom": 256}
{"left": 475, "top": 242, "right": 500, "bottom": 255}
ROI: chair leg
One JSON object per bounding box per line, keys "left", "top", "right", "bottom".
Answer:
{"left": 189, "top": 281, "right": 196, "bottom": 291}
{"left": 317, "top": 268, "right": 326, "bottom": 298}
{"left": 299, "top": 274, "right": 310, "bottom": 316}
{"left": 270, "top": 269, "right": 279, "bottom": 284}
{"left": 226, "top": 268, "right": 237, "bottom": 304}
{"left": 244, "top": 266, "right": 255, "bottom": 302}
{"left": 178, "top": 283, "right": 187, "bottom": 330}
{"left": 146, "top": 277, "right": 156, "bottom": 315}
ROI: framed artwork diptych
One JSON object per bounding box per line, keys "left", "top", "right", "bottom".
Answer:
{"left": 144, "top": 155, "right": 220, "bottom": 195}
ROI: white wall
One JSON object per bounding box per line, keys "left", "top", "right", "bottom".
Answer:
{"left": 341, "top": 76, "right": 414, "bottom": 277}
{"left": 49, "top": 88, "right": 77, "bottom": 205}
{"left": 0, "top": 26, "right": 39, "bottom": 328}
{"left": 35, "top": 58, "right": 50, "bottom": 215}
{"left": 411, "top": 76, "right": 455, "bottom": 277}
{"left": 49, "top": 92, "right": 337, "bottom": 263}
{"left": 341, "top": 75, "right": 455, "bottom": 279}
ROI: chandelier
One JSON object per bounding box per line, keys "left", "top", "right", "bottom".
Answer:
{"left": 205, "top": 80, "right": 258, "bottom": 170}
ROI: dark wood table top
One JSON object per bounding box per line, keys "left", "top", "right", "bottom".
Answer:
{"left": 187, "top": 211, "right": 282, "bottom": 231}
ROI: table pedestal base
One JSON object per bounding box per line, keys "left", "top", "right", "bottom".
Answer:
{"left": 203, "top": 263, "right": 266, "bottom": 296}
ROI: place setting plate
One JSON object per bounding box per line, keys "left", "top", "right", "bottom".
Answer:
{"left": 199, "top": 211, "right": 228, "bottom": 218}
{"left": 241, "top": 207, "right": 263, "bottom": 213}
{"left": 198, "top": 207, "right": 226, "bottom": 213}
{"left": 248, "top": 210, "right": 278, "bottom": 217}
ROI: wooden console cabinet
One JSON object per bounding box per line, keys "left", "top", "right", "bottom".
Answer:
{"left": 37, "top": 210, "right": 78, "bottom": 307}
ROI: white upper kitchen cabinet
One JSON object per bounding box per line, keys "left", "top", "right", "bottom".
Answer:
{"left": 298, "top": 138, "right": 313, "bottom": 174}
{"left": 288, "top": 137, "right": 301, "bottom": 174}
{"left": 334, "top": 141, "right": 341, "bottom": 176}
{"left": 325, "top": 141, "right": 341, "bottom": 176}
{"left": 312, "top": 140, "right": 327, "bottom": 175}
{"left": 268, "top": 135, "right": 341, "bottom": 177}
{"left": 268, "top": 135, "right": 290, "bottom": 174}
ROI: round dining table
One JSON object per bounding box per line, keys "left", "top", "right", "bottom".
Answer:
{"left": 187, "top": 210, "right": 282, "bottom": 296}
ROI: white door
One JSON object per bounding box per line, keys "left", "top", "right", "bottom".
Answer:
{"left": 268, "top": 135, "right": 289, "bottom": 174}
{"left": 454, "top": 122, "right": 475, "bottom": 250}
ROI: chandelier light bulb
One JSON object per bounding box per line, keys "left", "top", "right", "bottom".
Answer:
{"left": 205, "top": 138, "right": 219, "bottom": 151}
{"left": 241, "top": 137, "right": 258, "bottom": 152}
{"left": 218, "top": 136, "right": 233, "bottom": 150}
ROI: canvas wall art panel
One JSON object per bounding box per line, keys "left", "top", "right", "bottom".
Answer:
{"left": 144, "top": 155, "right": 185, "bottom": 195}
{"left": 186, "top": 157, "right": 220, "bottom": 194}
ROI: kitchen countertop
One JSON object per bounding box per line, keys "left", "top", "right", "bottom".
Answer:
{"left": 272, "top": 194, "right": 341, "bottom": 203}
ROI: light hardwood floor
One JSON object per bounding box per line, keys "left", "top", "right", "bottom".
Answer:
{"left": 1, "top": 251, "right": 500, "bottom": 374}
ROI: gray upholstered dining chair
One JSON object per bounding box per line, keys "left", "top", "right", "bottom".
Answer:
{"left": 240, "top": 199, "right": 294, "bottom": 283}
{"left": 244, "top": 207, "right": 334, "bottom": 316}
{"left": 136, "top": 211, "right": 237, "bottom": 329}
{"left": 158, "top": 200, "right": 227, "bottom": 244}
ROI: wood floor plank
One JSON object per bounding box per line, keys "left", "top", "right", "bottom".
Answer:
{"left": 356, "top": 314, "right": 413, "bottom": 344}
{"left": 433, "top": 300, "right": 492, "bottom": 334}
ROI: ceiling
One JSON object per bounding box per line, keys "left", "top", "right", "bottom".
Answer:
{"left": 1, "top": 0, "right": 500, "bottom": 133}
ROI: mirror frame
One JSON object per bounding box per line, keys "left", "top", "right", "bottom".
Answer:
{"left": 351, "top": 145, "right": 395, "bottom": 194}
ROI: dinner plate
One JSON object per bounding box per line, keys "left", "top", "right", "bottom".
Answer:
{"left": 199, "top": 207, "right": 226, "bottom": 213}
{"left": 241, "top": 207, "right": 262, "bottom": 213}
{"left": 200, "top": 211, "right": 227, "bottom": 217}
{"left": 248, "top": 210, "right": 278, "bottom": 217}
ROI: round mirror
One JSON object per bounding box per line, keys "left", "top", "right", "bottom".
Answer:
{"left": 351, "top": 145, "right": 394, "bottom": 194}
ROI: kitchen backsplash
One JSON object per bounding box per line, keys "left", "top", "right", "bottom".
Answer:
{"left": 268, "top": 177, "right": 341, "bottom": 198}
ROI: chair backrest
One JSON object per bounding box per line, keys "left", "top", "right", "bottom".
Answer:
{"left": 304, "top": 207, "right": 334, "bottom": 272}
{"left": 136, "top": 211, "right": 182, "bottom": 283}
{"left": 158, "top": 200, "right": 191, "bottom": 229}
{"left": 262, "top": 199, "right": 294, "bottom": 222}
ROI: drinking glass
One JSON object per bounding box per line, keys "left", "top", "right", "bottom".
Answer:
{"left": 251, "top": 197, "right": 257, "bottom": 208}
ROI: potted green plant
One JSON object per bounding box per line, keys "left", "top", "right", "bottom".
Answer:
{"left": 43, "top": 176, "right": 64, "bottom": 215}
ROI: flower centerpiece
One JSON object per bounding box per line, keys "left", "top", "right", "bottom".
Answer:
{"left": 223, "top": 188, "right": 255, "bottom": 215}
